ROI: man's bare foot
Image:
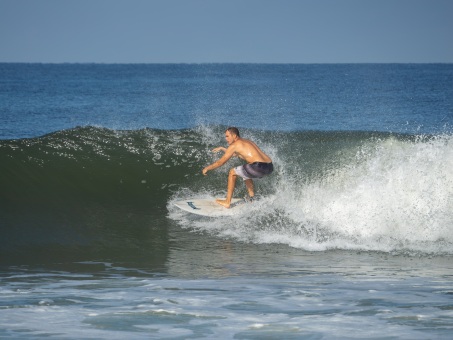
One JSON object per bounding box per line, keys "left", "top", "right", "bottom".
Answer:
{"left": 215, "top": 199, "right": 231, "bottom": 208}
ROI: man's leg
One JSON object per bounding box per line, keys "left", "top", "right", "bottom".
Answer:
{"left": 216, "top": 168, "right": 238, "bottom": 208}
{"left": 245, "top": 179, "right": 254, "bottom": 198}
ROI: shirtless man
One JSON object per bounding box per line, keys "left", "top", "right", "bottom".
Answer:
{"left": 202, "top": 127, "right": 273, "bottom": 208}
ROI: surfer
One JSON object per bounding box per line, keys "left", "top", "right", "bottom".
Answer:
{"left": 202, "top": 127, "right": 273, "bottom": 208}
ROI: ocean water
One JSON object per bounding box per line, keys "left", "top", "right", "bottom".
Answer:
{"left": 1, "top": 63, "right": 452, "bottom": 339}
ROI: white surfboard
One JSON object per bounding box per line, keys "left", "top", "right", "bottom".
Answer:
{"left": 173, "top": 198, "right": 247, "bottom": 217}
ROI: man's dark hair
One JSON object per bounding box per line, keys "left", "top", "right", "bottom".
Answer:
{"left": 226, "top": 127, "right": 240, "bottom": 137}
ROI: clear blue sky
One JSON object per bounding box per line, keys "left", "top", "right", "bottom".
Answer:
{"left": 1, "top": 0, "right": 452, "bottom": 63}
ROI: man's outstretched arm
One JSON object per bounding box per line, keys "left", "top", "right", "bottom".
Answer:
{"left": 202, "top": 145, "right": 236, "bottom": 175}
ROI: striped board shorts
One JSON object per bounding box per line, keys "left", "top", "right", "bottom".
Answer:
{"left": 234, "top": 162, "right": 273, "bottom": 180}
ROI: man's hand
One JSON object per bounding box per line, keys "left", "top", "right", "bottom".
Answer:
{"left": 202, "top": 167, "right": 209, "bottom": 176}
{"left": 212, "top": 147, "right": 226, "bottom": 153}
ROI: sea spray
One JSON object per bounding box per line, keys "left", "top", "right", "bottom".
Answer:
{"left": 289, "top": 134, "right": 453, "bottom": 253}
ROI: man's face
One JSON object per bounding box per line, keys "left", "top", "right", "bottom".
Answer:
{"left": 225, "top": 130, "right": 237, "bottom": 145}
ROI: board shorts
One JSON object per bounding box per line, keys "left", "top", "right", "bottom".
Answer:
{"left": 234, "top": 162, "right": 273, "bottom": 181}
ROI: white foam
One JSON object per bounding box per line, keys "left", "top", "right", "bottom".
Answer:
{"left": 290, "top": 135, "right": 453, "bottom": 253}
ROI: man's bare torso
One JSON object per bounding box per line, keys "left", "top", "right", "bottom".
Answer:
{"left": 231, "top": 138, "right": 272, "bottom": 164}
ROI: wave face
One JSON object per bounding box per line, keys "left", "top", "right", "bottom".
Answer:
{"left": 1, "top": 126, "right": 453, "bottom": 263}
{"left": 0, "top": 127, "right": 198, "bottom": 265}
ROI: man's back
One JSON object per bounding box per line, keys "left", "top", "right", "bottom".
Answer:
{"left": 232, "top": 138, "right": 272, "bottom": 164}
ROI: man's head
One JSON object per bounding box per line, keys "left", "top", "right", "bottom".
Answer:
{"left": 226, "top": 127, "right": 240, "bottom": 137}
{"left": 225, "top": 127, "right": 240, "bottom": 145}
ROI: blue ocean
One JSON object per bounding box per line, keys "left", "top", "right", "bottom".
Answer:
{"left": 1, "top": 63, "right": 452, "bottom": 339}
